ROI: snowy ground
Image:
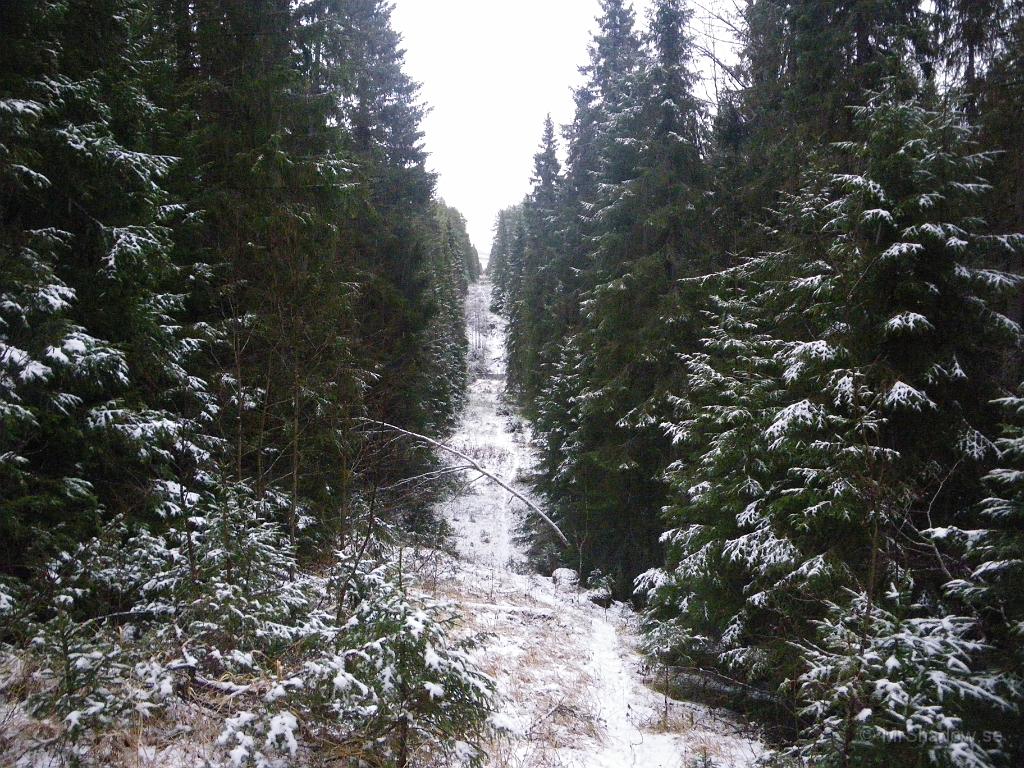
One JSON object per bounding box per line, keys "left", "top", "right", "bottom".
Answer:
{"left": 410, "top": 279, "right": 764, "bottom": 768}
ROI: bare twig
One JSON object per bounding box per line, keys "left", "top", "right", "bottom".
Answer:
{"left": 357, "top": 418, "right": 570, "bottom": 547}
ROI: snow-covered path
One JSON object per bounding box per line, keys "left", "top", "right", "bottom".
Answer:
{"left": 416, "top": 279, "right": 763, "bottom": 768}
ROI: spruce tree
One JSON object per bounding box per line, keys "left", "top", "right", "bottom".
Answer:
{"left": 1, "top": 0, "right": 210, "bottom": 568}
{"left": 645, "top": 86, "right": 1023, "bottom": 764}
{"left": 528, "top": 0, "right": 712, "bottom": 592}
{"left": 505, "top": 117, "right": 562, "bottom": 403}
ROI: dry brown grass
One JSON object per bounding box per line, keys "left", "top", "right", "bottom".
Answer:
{"left": 409, "top": 559, "right": 615, "bottom": 768}
{"left": 407, "top": 545, "right": 763, "bottom": 768}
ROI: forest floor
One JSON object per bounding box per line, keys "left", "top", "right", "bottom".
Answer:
{"left": 407, "top": 279, "right": 765, "bottom": 768}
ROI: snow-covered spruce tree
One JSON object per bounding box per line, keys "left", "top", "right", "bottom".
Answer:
{"left": 488, "top": 204, "right": 526, "bottom": 317}
{"left": 0, "top": 0, "right": 212, "bottom": 567}
{"left": 529, "top": 335, "right": 589, "bottom": 572}
{"left": 500, "top": 206, "right": 531, "bottom": 395}
{"left": 638, "top": 285, "right": 793, "bottom": 683}
{"left": 506, "top": 116, "right": 563, "bottom": 407}
{"left": 421, "top": 203, "right": 472, "bottom": 435}
{"left": 760, "top": 88, "right": 1021, "bottom": 765}
{"left": 643, "top": 85, "right": 1022, "bottom": 764}
{"left": 486, "top": 209, "right": 513, "bottom": 312}
{"left": 511, "top": 0, "right": 643, "bottom": 409}
{"left": 513, "top": 0, "right": 650, "bottom": 587}
{"left": 556, "top": 0, "right": 712, "bottom": 593}
{"left": 942, "top": 390, "right": 1024, "bottom": 761}
{"left": 793, "top": 581, "right": 1014, "bottom": 768}
{"left": 322, "top": 0, "right": 465, "bottom": 470}
{"left": 180, "top": 0, "right": 363, "bottom": 551}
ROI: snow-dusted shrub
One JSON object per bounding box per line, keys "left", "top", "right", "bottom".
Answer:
{"left": 585, "top": 569, "right": 614, "bottom": 607}
{"left": 14, "top": 523, "right": 173, "bottom": 760}
{"left": 9, "top": 490, "right": 495, "bottom": 767}
{"left": 0, "top": 576, "right": 22, "bottom": 626}
{"left": 789, "top": 584, "right": 1016, "bottom": 768}
{"left": 232, "top": 563, "right": 495, "bottom": 767}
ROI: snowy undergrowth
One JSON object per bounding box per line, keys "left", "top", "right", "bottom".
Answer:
{"left": 403, "top": 280, "right": 764, "bottom": 768}
{"left": 0, "top": 488, "right": 495, "bottom": 768}
{"left": 0, "top": 278, "right": 764, "bottom": 768}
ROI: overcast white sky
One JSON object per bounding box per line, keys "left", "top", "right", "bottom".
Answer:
{"left": 390, "top": 1, "right": 739, "bottom": 264}
{"left": 390, "top": 1, "right": 649, "bottom": 263}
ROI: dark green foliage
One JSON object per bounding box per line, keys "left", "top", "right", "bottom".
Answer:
{"left": 0, "top": 0, "right": 207, "bottom": 570}
{"left": 1, "top": 0, "right": 486, "bottom": 762}
{"left": 648, "top": 94, "right": 1022, "bottom": 761}
{"left": 422, "top": 203, "right": 476, "bottom": 433}
{"left": 495, "top": 1, "right": 1024, "bottom": 764}
{"left": 1, "top": 0, "right": 476, "bottom": 585}
{"left": 500, "top": 0, "right": 710, "bottom": 595}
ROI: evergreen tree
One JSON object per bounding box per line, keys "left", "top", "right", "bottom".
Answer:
{"left": 422, "top": 203, "right": 475, "bottom": 434}
{"left": 0, "top": 2, "right": 496, "bottom": 763}
{"left": 523, "top": 1, "right": 711, "bottom": 593}
{"left": 638, "top": 286, "right": 790, "bottom": 683}
{"left": 506, "top": 117, "right": 562, "bottom": 402}
{"left": 542, "top": 0, "right": 644, "bottom": 365}
{"left": 1, "top": 0, "right": 210, "bottom": 569}
{"left": 713, "top": 0, "right": 929, "bottom": 262}
{"left": 486, "top": 207, "right": 516, "bottom": 312}
{"left": 944, "top": 390, "right": 1024, "bottom": 762}
{"left": 644, "top": 87, "right": 1023, "bottom": 763}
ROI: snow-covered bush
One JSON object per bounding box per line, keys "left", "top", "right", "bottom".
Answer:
{"left": 790, "top": 584, "right": 1016, "bottom": 768}
{"left": 9, "top": 491, "right": 495, "bottom": 767}
{"left": 585, "top": 569, "right": 614, "bottom": 607}
{"left": 284, "top": 564, "right": 492, "bottom": 767}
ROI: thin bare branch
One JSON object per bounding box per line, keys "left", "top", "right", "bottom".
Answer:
{"left": 357, "top": 418, "right": 570, "bottom": 547}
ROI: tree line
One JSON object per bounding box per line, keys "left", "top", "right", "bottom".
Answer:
{"left": 1, "top": 1, "right": 490, "bottom": 764}
{"left": 490, "top": 0, "right": 1024, "bottom": 764}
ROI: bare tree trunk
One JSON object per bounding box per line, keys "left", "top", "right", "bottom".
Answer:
{"left": 256, "top": 361, "right": 272, "bottom": 498}
{"left": 290, "top": 382, "right": 300, "bottom": 554}
{"left": 234, "top": 329, "right": 245, "bottom": 484}
{"left": 339, "top": 439, "right": 350, "bottom": 549}
{"left": 172, "top": 0, "right": 194, "bottom": 79}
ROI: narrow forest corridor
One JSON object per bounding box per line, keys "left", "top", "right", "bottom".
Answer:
{"left": 411, "top": 279, "right": 763, "bottom": 767}
{"left": 4, "top": 1, "right": 1023, "bottom": 765}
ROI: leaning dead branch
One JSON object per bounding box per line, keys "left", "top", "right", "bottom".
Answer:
{"left": 358, "top": 417, "right": 570, "bottom": 547}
